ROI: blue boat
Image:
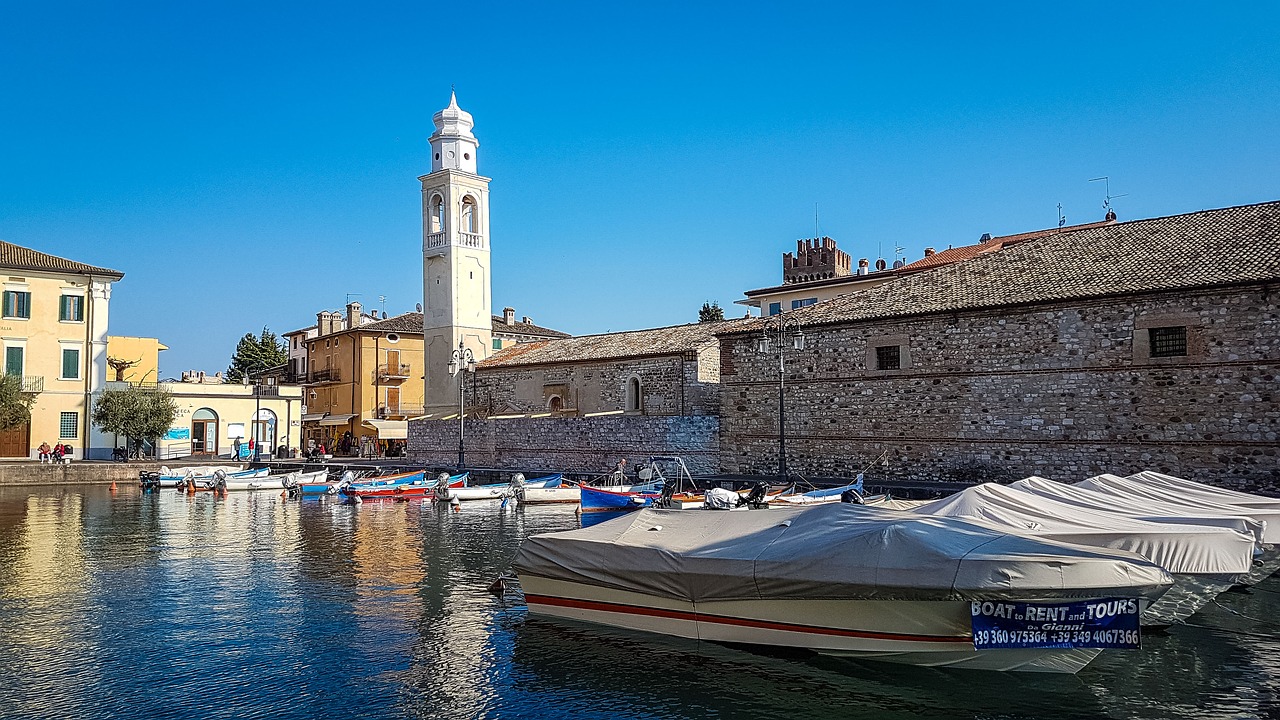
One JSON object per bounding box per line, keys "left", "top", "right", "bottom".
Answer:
{"left": 579, "top": 483, "right": 663, "bottom": 513}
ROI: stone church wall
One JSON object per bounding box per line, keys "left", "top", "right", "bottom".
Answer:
{"left": 719, "top": 283, "right": 1280, "bottom": 492}
{"left": 472, "top": 349, "right": 720, "bottom": 417}
{"left": 408, "top": 415, "right": 720, "bottom": 475}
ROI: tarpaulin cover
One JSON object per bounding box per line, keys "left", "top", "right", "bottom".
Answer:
{"left": 1011, "top": 476, "right": 1270, "bottom": 545}
{"left": 1127, "top": 472, "right": 1280, "bottom": 511}
{"left": 1077, "top": 474, "right": 1280, "bottom": 543}
{"left": 910, "top": 483, "right": 1254, "bottom": 576}
{"left": 513, "top": 503, "right": 1172, "bottom": 603}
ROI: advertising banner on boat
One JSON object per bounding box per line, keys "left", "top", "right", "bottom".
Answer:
{"left": 970, "top": 598, "right": 1142, "bottom": 650}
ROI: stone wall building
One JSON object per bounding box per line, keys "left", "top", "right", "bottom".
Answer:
{"left": 408, "top": 320, "right": 746, "bottom": 472}
{"left": 719, "top": 201, "right": 1280, "bottom": 491}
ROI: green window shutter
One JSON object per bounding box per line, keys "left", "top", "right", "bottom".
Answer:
{"left": 5, "top": 347, "right": 22, "bottom": 377}
{"left": 2, "top": 292, "right": 11, "bottom": 317}
{"left": 62, "top": 349, "right": 79, "bottom": 379}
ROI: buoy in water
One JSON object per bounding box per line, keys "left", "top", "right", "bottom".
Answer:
{"left": 109, "top": 481, "right": 117, "bottom": 492}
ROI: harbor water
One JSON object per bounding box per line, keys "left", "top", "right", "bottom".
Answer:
{"left": 2, "top": 483, "right": 1280, "bottom": 719}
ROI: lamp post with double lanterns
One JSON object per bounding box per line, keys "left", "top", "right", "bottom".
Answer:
{"left": 755, "top": 313, "right": 806, "bottom": 480}
{"left": 447, "top": 339, "right": 477, "bottom": 469}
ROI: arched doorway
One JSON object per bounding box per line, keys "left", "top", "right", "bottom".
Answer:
{"left": 252, "top": 409, "right": 277, "bottom": 458}
{"left": 191, "top": 408, "right": 218, "bottom": 456}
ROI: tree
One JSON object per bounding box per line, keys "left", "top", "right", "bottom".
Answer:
{"left": 0, "top": 374, "right": 37, "bottom": 431}
{"left": 92, "top": 385, "right": 178, "bottom": 455}
{"left": 226, "top": 327, "right": 288, "bottom": 382}
{"left": 699, "top": 301, "right": 725, "bottom": 322}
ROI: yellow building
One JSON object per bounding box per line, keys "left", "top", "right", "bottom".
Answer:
{"left": 0, "top": 240, "right": 122, "bottom": 460}
{"left": 105, "top": 336, "right": 168, "bottom": 384}
{"left": 302, "top": 310, "right": 425, "bottom": 454}
{"left": 159, "top": 380, "right": 304, "bottom": 460}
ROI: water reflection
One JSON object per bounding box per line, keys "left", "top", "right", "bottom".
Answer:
{"left": 0, "top": 484, "right": 1278, "bottom": 719}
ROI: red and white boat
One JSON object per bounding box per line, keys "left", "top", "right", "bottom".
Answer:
{"left": 514, "top": 503, "right": 1172, "bottom": 673}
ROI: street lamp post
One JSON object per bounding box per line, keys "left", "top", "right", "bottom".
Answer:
{"left": 447, "top": 339, "right": 477, "bottom": 469}
{"left": 755, "top": 314, "right": 805, "bottom": 480}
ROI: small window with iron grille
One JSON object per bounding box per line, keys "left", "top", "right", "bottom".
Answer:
{"left": 1149, "top": 326, "right": 1187, "bottom": 358}
{"left": 60, "top": 412, "right": 78, "bottom": 439}
{"left": 875, "top": 345, "right": 901, "bottom": 371}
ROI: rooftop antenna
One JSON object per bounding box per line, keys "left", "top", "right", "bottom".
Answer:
{"left": 1088, "top": 176, "right": 1128, "bottom": 218}
{"left": 814, "top": 202, "right": 820, "bottom": 238}
{"left": 1057, "top": 203, "right": 1066, "bottom": 231}
{"left": 345, "top": 292, "right": 362, "bottom": 305}
{"left": 379, "top": 294, "right": 386, "bottom": 316}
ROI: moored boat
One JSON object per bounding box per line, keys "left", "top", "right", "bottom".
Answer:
{"left": 513, "top": 474, "right": 578, "bottom": 504}
{"left": 513, "top": 503, "right": 1172, "bottom": 673}
{"left": 905, "top": 482, "right": 1257, "bottom": 625}
{"left": 579, "top": 483, "right": 663, "bottom": 513}
{"left": 339, "top": 471, "right": 466, "bottom": 499}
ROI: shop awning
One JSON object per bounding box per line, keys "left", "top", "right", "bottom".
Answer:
{"left": 318, "top": 413, "right": 357, "bottom": 426}
{"left": 362, "top": 419, "right": 408, "bottom": 439}
{"left": 301, "top": 413, "right": 327, "bottom": 422}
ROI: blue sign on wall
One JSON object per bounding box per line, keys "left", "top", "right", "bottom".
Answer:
{"left": 971, "top": 598, "right": 1142, "bottom": 650}
{"left": 165, "top": 428, "right": 190, "bottom": 440}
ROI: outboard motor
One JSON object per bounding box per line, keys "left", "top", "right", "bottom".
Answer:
{"left": 655, "top": 482, "right": 677, "bottom": 508}
{"left": 840, "top": 488, "right": 865, "bottom": 504}
{"left": 212, "top": 469, "right": 228, "bottom": 494}
{"left": 741, "top": 482, "right": 770, "bottom": 509}
{"left": 139, "top": 471, "right": 162, "bottom": 492}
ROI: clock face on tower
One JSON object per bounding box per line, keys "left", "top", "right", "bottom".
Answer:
{"left": 448, "top": 150, "right": 455, "bottom": 159}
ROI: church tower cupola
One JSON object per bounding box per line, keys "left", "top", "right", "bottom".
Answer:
{"left": 429, "top": 91, "right": 479, "bottom": 174}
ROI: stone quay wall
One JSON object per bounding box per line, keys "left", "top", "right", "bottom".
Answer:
{"left": 408, "top": 415, "right": 720, "bottom": 475}
{"left": 719, "top": 283, "right": 1280, "bottom": 492}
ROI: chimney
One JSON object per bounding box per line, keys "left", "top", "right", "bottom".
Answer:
{"left": 856, "top": 258, "right": 870, "bottom": 276}
{"left": 316, "top": 312, "right": 327, "bottom": 336}
{"left": 346, "top": 301, "right": 362, "bottom": 329}
{"left": 503, "top": 307, "right": 515, "bottom": 325}
{"left": 923, "top": 247, "right": 935, "bottom": 258}
{"left": 522, "top": 316, "right": 533, "bottom": 324}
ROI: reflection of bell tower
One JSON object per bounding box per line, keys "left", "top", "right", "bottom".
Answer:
{"left": 421, "top": 92, "right": 493, "bottom": 412}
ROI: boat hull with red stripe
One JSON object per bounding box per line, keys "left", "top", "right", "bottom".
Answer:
{"left": 519, "top": 575, "right": 1101, "bottom": 673}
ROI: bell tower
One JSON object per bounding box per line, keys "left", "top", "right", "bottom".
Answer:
{"left": 420, "top": 91, "right": 493, "bottom": 413}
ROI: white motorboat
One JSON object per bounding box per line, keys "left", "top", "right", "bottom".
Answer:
{"left": 514, "top": 503, "right": 1172, "bottom": 673}
{"left": 513, "top": 474, "right": 579, "bottom": 504}
{"left": 209, "top": 468, "right": 295, "bottom": 492}
{"left": 1073, "top": 473, "right": 1280, "bottom": 584}
{"left": 440, "top": 480, "right": 515, "bottom": 502}
{"left": 906, "top": 483, "right": 1256, "bottom": 625}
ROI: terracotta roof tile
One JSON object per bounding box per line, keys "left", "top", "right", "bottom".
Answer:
{"left": 723, "top": 201, "right": 1280, "bottom": 332}
{"left": 899, "top": 219, "right": 1115, "bottom": 273}
{"left": 481, "top": 318, "right": 754, "bottom": 368}
{"left": 0, "top": 240, "right": 123, "bottom": 278}
{"left": 490, "top": 315, "right": 570, "bottom": 338}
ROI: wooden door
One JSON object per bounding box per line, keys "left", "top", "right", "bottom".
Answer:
{"left": 0, "top": 422, "right": 29, "bottom": 458}
{"left": 386, "top": 387, "right": 400, "bottom": 416}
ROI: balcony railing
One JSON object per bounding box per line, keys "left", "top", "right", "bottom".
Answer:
{"left": 21, "top": 375, "right": 43, "bottom": 393}
{"left": 459, "top": 231, "right": 485, "bottom": 249}
{"left": 379, "top": 404, "right": 424, "bottom": 419}
{"left": 309, "top": 368, "right": 341, "bottom": 384}
{"left": 377, "top": 363, "right": 412, "bottom": 379}
{"left": 253, "top": 385, "right": 281, "bottom": 397}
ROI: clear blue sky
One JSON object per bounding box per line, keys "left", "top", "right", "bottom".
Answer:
{"left": 2, "top": 1, "right": 1277, "bottom": 375}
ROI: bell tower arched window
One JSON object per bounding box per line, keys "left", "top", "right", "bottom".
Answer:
{"left": 461, "top": 196, "right": 476, "bottom": 233}
{"left": 431, "top": 195, "right": 444, "bottom": 233}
